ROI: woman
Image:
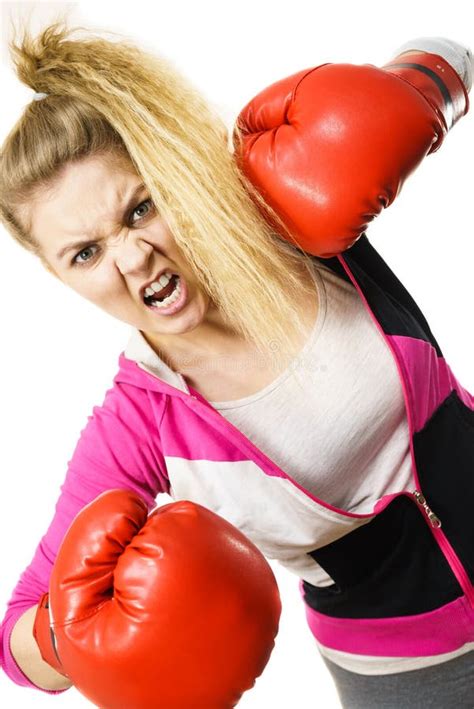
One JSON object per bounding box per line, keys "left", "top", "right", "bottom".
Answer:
{"left": 1, "top": 21, "right": 473, "bottom": 708}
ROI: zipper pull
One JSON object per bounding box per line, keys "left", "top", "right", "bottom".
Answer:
{"left": 412, "top": 490, "right": 442, "bottom": 528}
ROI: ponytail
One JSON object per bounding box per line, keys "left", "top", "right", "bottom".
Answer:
{"left": 1, "top": 19, "right": 318, "bottom": 374}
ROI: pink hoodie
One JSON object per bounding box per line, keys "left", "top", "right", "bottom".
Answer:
{"left": 2, "top": 236, "right": 474, "bottom": 691}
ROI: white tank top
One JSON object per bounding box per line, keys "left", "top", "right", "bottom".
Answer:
{"left": 209, "top": 259, "right": 413, "bottom": 585}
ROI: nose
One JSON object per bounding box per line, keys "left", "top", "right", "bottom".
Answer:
{"left": 114, "top": 234, "right": 156, "bottom": 276}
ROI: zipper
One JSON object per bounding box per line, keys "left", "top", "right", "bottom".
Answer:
{"left": 412, "top": 489, "right": 474, "bottom": 608}
{"left": 336, "top": 251, "right": 474, "bottom": 609}
{"left": 412, "top": 490, "right": 441, "bottom": 528}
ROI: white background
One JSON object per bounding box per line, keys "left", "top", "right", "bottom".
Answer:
{"left": 0, "top": 1, "right": 473, "bottom": 707}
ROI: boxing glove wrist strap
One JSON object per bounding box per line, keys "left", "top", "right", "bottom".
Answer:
{"left": 33, "top": 592, "right": 69, "bottom": 678}
{"left": 383, "top": 49, "right": 470, "bottom": 134}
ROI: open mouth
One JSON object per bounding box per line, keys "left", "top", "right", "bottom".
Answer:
{"left": 143, "top": 274, "right": 181, "bottom": 307}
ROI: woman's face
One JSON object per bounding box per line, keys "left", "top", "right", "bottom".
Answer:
{"left": 24, "top": 153, "right": 213, "bottom": 343}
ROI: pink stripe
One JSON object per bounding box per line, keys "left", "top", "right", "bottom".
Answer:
{"left": 161, "top": 397, "right": 250, "bottom": 463}
{"left": 299, "top": 579, "right": 474, "bottom": 656}
{"left": 119, "top": 357, "right": 373, "bottom": 518}
{"left": 386, "top": 336, "right": 474, "bottom": 433}
{"left": 177, "top": 388, "right": 373, "bottom": 518}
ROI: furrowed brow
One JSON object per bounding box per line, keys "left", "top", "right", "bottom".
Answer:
{"left": 55, "top": 182, "right": 147, "bottom": 260}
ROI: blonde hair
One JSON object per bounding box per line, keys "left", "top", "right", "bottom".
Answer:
{"left": 1, "top": 19, "right": 318, "bottom": 386}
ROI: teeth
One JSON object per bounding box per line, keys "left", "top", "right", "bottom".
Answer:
{"left": 154, "top": 273, "right": 172, "bottom": 291}
{"left": 144, "top": 271, "right": 173, "bottom": 298}
{"left": 149, "top": 276, "right": 181, "bottom": 308}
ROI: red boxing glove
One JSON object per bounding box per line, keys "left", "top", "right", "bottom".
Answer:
{"left": 33, "top": 489, "right": 281, "bottom": 709}
{"left": 233, "top": 48, "right": 470, "bottom": 257}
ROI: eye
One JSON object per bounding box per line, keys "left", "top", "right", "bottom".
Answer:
{"left": 72, "top": 244, "right": 100, "bottom": 267}
{"left": 129, "top": 198, "right": 154, "bottom": 226}
{"left": 71, "top": 199, "right": 155, "bottom": 268}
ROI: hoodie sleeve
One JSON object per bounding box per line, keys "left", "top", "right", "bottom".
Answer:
{"left": 0, "top": 380, "right": 169, "bottom": 694}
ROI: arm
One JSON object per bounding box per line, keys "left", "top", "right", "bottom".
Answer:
{"left": 10, "top": 604, "right": 72, "bottom": 691}
{"left": 1, "top": 379, "right": 169, "bottom": 693}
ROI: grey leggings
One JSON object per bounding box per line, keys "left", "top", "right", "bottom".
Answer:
{"left": 321, "top": 650, "right": 474, "bottom": 709}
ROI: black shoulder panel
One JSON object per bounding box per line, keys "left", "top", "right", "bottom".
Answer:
{"left": 310, "top": 234, "right": 443, "bottom": 356}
